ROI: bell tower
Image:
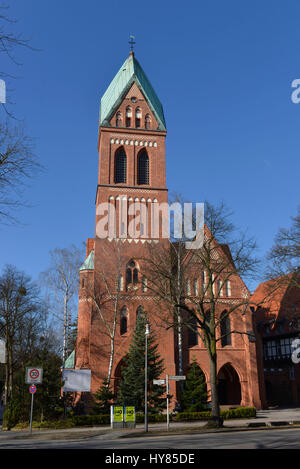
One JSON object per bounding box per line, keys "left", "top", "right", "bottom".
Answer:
{"left": 75, "top": 51, "right": 177, "bottom": 401}
{"left": 95, "top": 50, "right": 168, "bottom": 241}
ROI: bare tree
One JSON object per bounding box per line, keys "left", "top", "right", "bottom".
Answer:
{"left": 0, "top": 5, "right": 40, "bottom": 223}
{"left": 267, "top": 204, "right": 300, "bottom": 290}
{"left": 0, "top": 264, "right": 43, "bottom": 405}
{"left": 0, "top": 4, "right": 35, "bottom": 113}
{"left": 83, "top": 242, "right": 126, "bottom": 388}
{"left": 0, "top": 121, "right": 40, "bottom": 223}
{"left": 143, "top": 200, "right": 261, "bottom": 427}
{"left": 40, "top": 245, "right": 83, "bottom": 367}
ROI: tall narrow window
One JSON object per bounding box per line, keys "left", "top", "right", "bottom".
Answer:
{"left": 142, "top": 276, "right": 148, "bottom": 292}
{"left": 126, "top": 260, "right": 138, "bottom": 290}
{"left": 115, "top": 148, "right": 127, "bottom": 183}
{"left": 137, "top": 150, "right": 149, "bottom": 185}
{"left": 118, "top": 274, "right": 124, "bottom": 292}
{"left": 120, "top": 307, "right": 128, "bottom": 335}
{"left": 188, "top": 315, "right": 198, "bottom": 347}
{"left": 116, "top": 111, "right": 122, "bottom": 127}
{"left": 133, "top": 268, "right": 138, "bottom": 284}
{"left": 217, "top": 280, "right": 223, "bottom": 297}
{"left": 136, "top": 306, "right": 145, "bottom": 319}
{"left": 201, "top": 270, "right": 206, "bottom": 293}
{"left": 135, "top": 107, "right": 141, "bottom": 128}
{"left": 126, "top": 106, "right": 132, "bottom": 127}
{"left": 220, "top": 311, "right": 231, "bottom": 346}
{"left": 225, "top": 280, "right": 231, "bottom": 297}
{"left": 145, "top": 114, "right": 151, "bottom": 129}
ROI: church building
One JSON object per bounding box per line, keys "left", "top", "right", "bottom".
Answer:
{"left": 74, "top": 50, "right": 266, "bottom": 411}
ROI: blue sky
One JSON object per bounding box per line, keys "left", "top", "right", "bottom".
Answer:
{"left": 0, "top": 0, "right": 299, "bottom": 293}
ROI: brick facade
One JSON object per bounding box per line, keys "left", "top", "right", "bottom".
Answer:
{"left": 75, "top": 52, "right": 266, "bottom": 411}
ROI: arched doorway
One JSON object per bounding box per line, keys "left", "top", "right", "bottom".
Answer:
{"left": 217, "top": 363, "right": 241, "bottom": 405}
{"left": 113, "top": 357, "right": 126, "bottom": 396}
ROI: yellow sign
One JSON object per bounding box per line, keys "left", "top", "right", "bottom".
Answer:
{"left": 125, "top": 406, "right": 135, "bottom": 422}
{"left": 113, "top": 406, "right": 124, "bottom": 422}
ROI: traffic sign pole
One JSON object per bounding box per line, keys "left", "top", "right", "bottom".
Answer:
{"left": 166, "top": 374, "right": 169, "bottom": 432}
{"left": 30, "top": 390, "right": 34, "bottom": 434}
{"left": 29, "top": 385, "right": 37, "bottom": 434}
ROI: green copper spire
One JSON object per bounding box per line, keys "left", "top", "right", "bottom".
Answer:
{"left": 100, "top": 53, "right": 166, "bottom": 131}
{"left": 79, "top": 249, "right": 94, "bottom": 271}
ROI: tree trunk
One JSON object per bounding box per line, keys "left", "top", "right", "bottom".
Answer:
{"left": 107, "top": 335, "right": 115, "bottom": 387}
{"left": 208, "top": 343, "right": 223, "bottom": 427}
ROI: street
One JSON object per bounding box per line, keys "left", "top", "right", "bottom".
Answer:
{"left": 0, "top": 427, "right": 300, "bottom": 449}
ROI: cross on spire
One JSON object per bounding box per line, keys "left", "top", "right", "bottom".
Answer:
{"left": 129, "top": 34, "right": 136, "bottom": 53}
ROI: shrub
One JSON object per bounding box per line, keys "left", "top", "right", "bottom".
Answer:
{"left": 174, "top": 407, "right": 256, "bottom": 422}
{"left": 71, "top": 414, "right": 110, "bottom": 426}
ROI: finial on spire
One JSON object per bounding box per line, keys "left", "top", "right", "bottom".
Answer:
{"left": 129, "top": 34, "right": 136, "bottom": 55}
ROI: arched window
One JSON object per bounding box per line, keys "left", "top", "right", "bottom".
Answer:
{"left": 115, "top": 148, "right": 127, "bottom": 184}
{"left": 137, "top": 150, "right": 149, "bottom": 185}
{"left": 225, "top": 280, "right": 231, "bottom": 297}
{"left": 220, "top": 311, "right": 231, "bottom": 346}
{"left": 188, "top": 315, "right": 198, "bottom": 347}
{"left": 201, "top": 270, "right": 206, "bottom": 293}
{"left": 120, "top": 307, "right": 128, "bottom": 335}
{"left": 142, "top": 276, "right": 147, "bottom": 292}
{"left": 126, "top": 106, "right": 132, "bottom": 127}
{"left": 118, "top": 274, "right": 124, "bottom": 292}
{"left": 136, "top": 306, "right": 145, "bottom": 319}
{"left": 145, "top": 114, "right": 151, "bottom": 129}
{"left": 126, "top": 260, "right": 138, "bottom": 289}
{"left": 116, "top": 111, "right": 122, "bottom": 127}
{"left": 135, "top": 107, "right": 141, "bottom": 128}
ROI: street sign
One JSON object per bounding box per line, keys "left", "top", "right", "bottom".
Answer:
{"left": 29, "top": 385, "right": 36, "bottom": 394}
{"left": 153, "top": 379, "right": 166, "bottom": 385}
{"left": 26, "top": 367, "right": 43, "bottom": 384}
{"left": 169, "top": 375, "right": 186, "bottom": 381}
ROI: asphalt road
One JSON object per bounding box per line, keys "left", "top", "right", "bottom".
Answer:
{"left": 0, "top": 427, "right": 300, "bottom": 449}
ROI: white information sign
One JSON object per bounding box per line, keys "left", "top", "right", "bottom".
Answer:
{"left": 62, "top": 369, "right": 91, "bottom": 392}
{"left": 0, "top": 339, "right": 5, "bottom": 364}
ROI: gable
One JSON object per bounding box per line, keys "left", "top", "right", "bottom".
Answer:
{"left": 99, "top": 53, "right": 166, "bottom": 131}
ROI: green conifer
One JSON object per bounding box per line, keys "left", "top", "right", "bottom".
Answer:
{"left": 116, "top": 312, "right": 166, "bottom": 414}
{"left": 180, "top": 360, "right": 208, "bottom": 412}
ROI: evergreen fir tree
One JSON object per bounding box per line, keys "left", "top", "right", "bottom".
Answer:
{"left": 180, "top": 360, "right": 208, "bottom": 412}
{"left": 93, "top": 380, "right": 115, "bottom": 415}
{"left": 116, "top": 313, "right": 166, "bottom": 413}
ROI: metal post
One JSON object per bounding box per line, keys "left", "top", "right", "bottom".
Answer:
{"left": 166, "top": 374, "right": 170, "bottom": 431}
{"left": 29, "top": 392, "right": 34, "bottom": 434}
{"left": 145, "top": 322, "right": 150, "bottom": 432}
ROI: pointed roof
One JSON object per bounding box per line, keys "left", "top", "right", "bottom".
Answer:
{"left": 100, "top": 52, "right": 166, "bottom": 131}
{"left": 64, "top": 350, "right": 75, "bottom": 369}
{"left": 79, "top": 249, "right": 94, "bottom": 271}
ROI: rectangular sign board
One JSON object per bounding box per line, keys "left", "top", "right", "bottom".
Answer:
{"left": 26, "top": 367, "right": 43, "bottom": 384}
{"left": 0, "top": 339, "right": 5, "bottom": 364}
{"left": 62, "top": 369, "right": 91, "bottom": 392}
{"left": 153, "top": 379, "right": 166, "bottom": 385}
{"left": 169, "top": 375, "right": 186, "bottom": 381}
{"left": 112, "top": 406, "right": 124, "bottom": 422}
{"left": 125, "top": 407, "right": 136, "bottom": 422}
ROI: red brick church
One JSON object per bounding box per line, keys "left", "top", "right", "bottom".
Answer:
{"left": 74, "top": 50, "right": 266, "bottom": 410}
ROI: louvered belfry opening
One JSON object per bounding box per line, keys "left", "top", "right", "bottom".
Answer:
{"left": 115, "top": 147, "right": 127, "bottom": 183}
{"left": 137, "top": 149, "right": 149, "bottom": 185}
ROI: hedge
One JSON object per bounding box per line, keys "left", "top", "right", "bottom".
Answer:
{"left": 174, "top": 407, "right": 256, "bottom": 422}
{"left": 9, "top": 406, "right": 256, "bottom": 430}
